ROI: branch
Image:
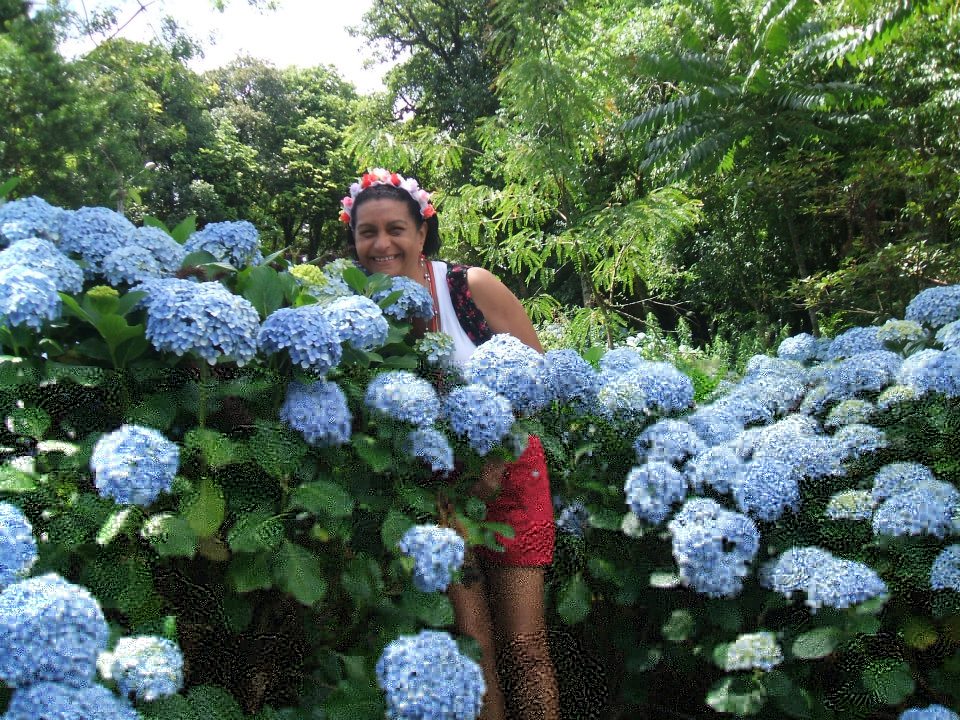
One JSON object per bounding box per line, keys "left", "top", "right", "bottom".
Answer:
{"left": 104, "top": 0, "right": 162, "bottom": 44}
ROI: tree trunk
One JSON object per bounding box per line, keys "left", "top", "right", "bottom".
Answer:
{"left": 784, "top": 211, "right": 820, "bottom": 336}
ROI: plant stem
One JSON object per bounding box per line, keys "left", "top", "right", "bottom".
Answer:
{"left": 198, "top": 361, "right": 209, "bottom": 427}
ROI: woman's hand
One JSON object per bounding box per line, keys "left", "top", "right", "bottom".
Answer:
{"left": 469, "top": 456, "right": 508, "bottom": 502}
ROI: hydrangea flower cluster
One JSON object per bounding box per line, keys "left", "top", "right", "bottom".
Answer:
{"left": 375, "top": 630, "right": 484, "bottom": 720}
{"left": 322, "top": 294, "right": 389, "bottom": 351}
{"left": 280, "top": 380, "right": 352, "bottom": 447}
{"left": 930, "top": 544, "right": 960, "bottom": 592}
{"left": 598, "top": 362, "right": 694, "bottom": 423}
{"left": 258, "top": 304, "right": 342, "bottom": 373}
{"left": 0, "top": 572, "right": 110, "bottom": 687}
{"left": 668, "top": 498, "right": 760, "bottom": 598}
{"left": 405, "top": 427, "right": 454, "bottom": 474}
{"left": 877, "top": 383, "right": 918, "bottom": 409}
{"left": 936, "top": 320, "right": 960, "bottom": 350}
{"left": 0, "top": 502, "right": 37, "bottom": 590}
{"left": 0, "top": 238, "right": 84, "bottom": 293}
{"left": 824, "top": 325, "right": 883, "bottom": 360}
{"left": 0, "top": 265, "right": 62, "bottom": 330}
{"left": 0, "top": 195, "right": 67, "bottom": 245}
{"left": 634, "top": 419, "right": 704, "bottom": 466}
{"left": 556, "top": 500, "right": 589, "bottom": 538}
{"left": 130, "top": 226, "right": 188, "bottom": 274}
{"left": 684, "top": 446, "right": 745, "bottom": 494}
{"left": 184, "top": 220, "right": 263, "bottom": 268}
{"left": 823, "top": 350, "right": 902, "bottom": 400}
{"left": 749, "top": 416, "right": 845, "bottom": 480}
{"left": 101, "top": 245, "right": 165, "bottom": 286}
{"left": 137, "top": 278, "right": 261, "bottom": 365}
{"left": 834, "top": 423, "right": 887, "bottom": 460}
{"left": 825, "top": 490, "right": 875, "bottom": 521}
{"left": 776, "top": 332, "right": 821, "bottom": 364}
{"left": 598, "top": 347, "right": 645, "bottom": 382}
{"left": 686, "top": 405, "right": 744, "bottom": 446}
{"left": 464, "top": 333, "right": 550, "bottom": 415}
{"left": 624, "top": 461, "right": 687, "bottom": 525}
{"left": 96, "top": 635, "right": 184, "bottom": 702}
{"left": 3, "top": 681, "right": 139, "bottom": 720}
{"left": 905, "top": 284, "right": 960, "bottom": 328}
{"left": 543, "top": 349, "right": 600, "bottom": 409}
{"left": 372, "top": 275, "right": 435, "bottom": 321}
{"left": 290, "top": 263, "right": 354, "bottom": 304}
{"left": 397, "top": 525, "right": 465, "bottom": 593}
{"left": 896, "top": 348, "right": 960, "bottom": 398}
{"left": 870, "top": 462, "right": 937, "bottom": 503}
{"left": 58, "top": 206, "right": 135, "bottom": 276}
{"left": 824, "top": 399, "right": 875, "bottom": 429}
{"left": 877, "top": 318, "right": 927, "bottom": 346}
{"left": 90, "top": 424, "right": 180, "bottom": 506}
{"left": 724, "top": 632, "right": 783, "bottom": 672}
{"left": 365, "top": 371, "right": 441, "bottom": 427}
{"left": 443, "top": 384, "right": 514, "bottom": 455}
{"left": 732, "top": 458, "right": 800, "bottom": 522}
{"left": 872, "top": 479, "right": 960, "bottom": 538}
{"left": 415, "top": 331, "right": 456, "bottom": 369}
{"left": 899, "top": 705, "right": 960, "bottom": 720}
{"left": 760, "top": 546, "right": 888, "bottom": 611}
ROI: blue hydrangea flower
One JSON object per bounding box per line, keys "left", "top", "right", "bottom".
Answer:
{"left": 905, "top": 285, "right": 960, "bottom": 329}
{"left": 824, "top": 326, "right": 883, "bottom": 360}
{"left": 746, "top": 416, "right": 845, "bottom": 480}
{"left": 930, "top": 545, "right": 960, "bottom": 592}
{"left": 761, "top": 547, "right": 887, "bottom": 611}
{"left": 415, "top": 331, "right": 456, "bottom": 369}
{"left": 0, "top": 502, "right": 37, "bottom": 590}
{"left": 598, "top": 347, "right": 645, "bottom": 382}
{"left": 711, "top": 390, "right": 776, "bottom": 427}
{"left": 824, "top": 399, "right": 875, "bottom": 429}
{"left": 443, "top": 384, "right": 514, "bottom": 456}
{"left": 687, "top": 406, "right": 744, "bottom": 447}
{"left": 376, "top": 630, "right": 485, "bottom": 720}
{"left": 935, "top": 320, "right": 960, "bottom": 351}
{"left": 598, "top": 363, "right": 694, "bottom": 422}
{"left": 556, "top": 500, "right": 589, "bottom": 537}
{"left": 899, "top": 706, "right": 960, "bottom": 720}
{"left": 760, "top": 546, "right": 833, "bottom": 598}
{"left": 397, "top": 525, "right": 465, "bottom": 593}
{"left": 824, "top": 350, "right": 902, "bottom": 400}
{"left": 668, "top": 498, "right": 760, "bottom": 598}
{"left": 322, "top": 294, "right": 389, "bottom": 351}
{"left": 0, "top": 265, "right": 62, "bottom": 330}
{"left": 0, "top": 573, "right": 110, "bottom": 687}
{"left": 624, "top": 461, "right": 687, "bottom": 525}
{"left": 877, "top": 383, "right": 918, "bottom": 409}
{"left": 3, "top": 681, "right": 139, "bottom": 720}
{"left": 101, "top": 245, "right": 165, "bottom": 286}
{"left": 731, "top": 458, "right": 800, "bottom": 522}
{"left": 464, "top": 333, "right": 550, "bottom": 415}
{"left": 90, "top": 425, "right": 180, "bottom": 506}
{"left": 58, "top": 206, "right": 135, "bottom": 277}
{"left": 877, "top": 319, "right": 927, "bottom": 347}
{"left": 871, "top": 462, "right": 937, "bottom": 504}
{"left": 131, "top": 226, "right": 187, "bottom": 274}
{"left": 724, "top": 632, "right": 783, "bottom": 672}
{"left": 798, "top": 382, "right": 832, "bottom": 416}
{"left": 834, "top": 423, "right": 887, "bottom": 460}
{"left": 365, "top": 371, "right": 441, "bottom": 427}
{"left": 873, "top": 481, "right": 960, "bottom": 538}
{"left": 372, "top": 275, "right": 435, "bottom": 321}
{"left": 279, "top": 380, "right": 352, "bottom": 447}
{"left": 777, "top": 333, "right": 820, "bottom": 364}
{"left": 0, "top": 196, "right": 67, "bottom": 246}
{"left": 0, "top": 238, "right": 84, "bottom": 294}
{"left": 825, "top": 490, "right": 875, "bottom": 521}
{"left": 684, "top": 445, "right": 745, "bottom": 494}
{"left": 96, "top": 635, "right": 184, "bottom": 702}
{"left": 634, "top": 419, "right": 705, "bottom": 466}
{"left": 136, "top": 278, "right": 260, "bottom": 365}
{"left": 896, "top": 348, "right": 960, "bottom": 398}
{"left": 184, "top": 220, "right": 263, "bottom": 268}
{"left": 258, "top": 304, "right": 342, "bottom": 373}
{"left": 543, "top": 349, "right": 600, "bottom": 409}
{"left": 405, "top": 427, "right": 454, "bottom": 474}
{"left": 743, "top": 354, "right": 808, "bottom": 382}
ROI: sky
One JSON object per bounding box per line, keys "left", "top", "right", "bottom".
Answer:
{"left": 55, "top": 0, "right": 395, "bottom": 93}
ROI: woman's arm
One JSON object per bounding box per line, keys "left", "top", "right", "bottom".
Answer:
{"left": 466, "top": 267, "right": 543, "bottom": 353}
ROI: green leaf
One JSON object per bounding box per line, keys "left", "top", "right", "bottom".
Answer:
{"left": 341, "top": 266, "right": 369, "bottom": 294}
{"left": 381, "top": 355, "right": 420, "bottom": 369}
{"left": 706, "top": 676, "right": 767, "bottom": 715}
{"left": 588, "top": 508, "right": 623, "bottom": 530}
{"left": 340, "top": 554, "right": 385, "bottom": 605}
{"left": 763, "top": 671, "right": 814, "bottom": 718}
{"left": 289, "top": 480, "right": 355, "bottom": 518}
{"left": 180, "top": 477, "right": 226, "bottom": 538}
{"left": 140, "top": 513, "right": 198, "bottom": 558}
{"left": 7, "top": 406, "right": 51, "bottom": 439}
{"left": 273, "top": 541, "right": 328, "bottom": 606}
{"left": 465, "top": 496, "right": 487, "bottom": 521}
{"left": 791, "top": 627, "right": 841, "bottom": 659}
{"left": 0, "top": 177, "right": 21, "bottom": 198}
{"left": 242, "top": 264, "right": 285, "bottom": 319}
{"left": 381, "top": 509, "right": 414, "bottom": 551}
{"left": 226, "top": 552, "right": 273, "bottom": 593}
{"left": 171, "top": 215, "right": 197, "bottom": 244}
{"left": 141, "top": 215, "right": 169, "bottom": 233}
{"left": 185, "top": 428, "right": 244, "bottom": 468}
{"left": 351, "top": 433, "right": 394, "bottom": 473}
{"left": 0, "top": 464, "right": 36, "bottom": 492}
{"left": 402, "top": 589, "right": 454, "bottom": 627}
{"left": 125, "top": 394, "right": 178, "bottom": 431}
{"left": 96, "top": 508, "right": 134, "bottom": 546}
{"left": 861, "top": 660, "right": 915, "bottom": 705}
{"left": 324, "top": 677, "right": 384, "bottom": 720}
{"left": 557, "top": 573, "right": 591, "bottom": 625}
{"left": 249, "top": 421, "right": 306, "bottom": 478}
{"left": 662, "top": 609, "right": 696, "bottom": 642}
{"left": 226, "top": 509, "right": 285, "bottom": 553}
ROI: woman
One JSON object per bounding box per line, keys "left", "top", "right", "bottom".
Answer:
{"left": 341, "top": 169, "right": 561, "bottom": 720}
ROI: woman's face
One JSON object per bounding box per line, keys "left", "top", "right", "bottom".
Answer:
{"left": 352, "top": 197, "right": 428, "bottom": 282}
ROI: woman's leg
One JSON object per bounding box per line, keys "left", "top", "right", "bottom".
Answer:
{"left": 447, "top": 549, "right": 508, "bottom": 720}
{"left": 483, "top": 563, "right": 561, "bottom": 720}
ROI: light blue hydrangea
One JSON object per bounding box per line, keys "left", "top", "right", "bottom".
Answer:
{"left": 877, "top": 383, "right": 918, "bottom": 409}
{"left": 936, "top": 320, "right": 960, "bottom": 351}
{"left": 871, "top": 462, "right": 937, "bottom": 504}
{"left": 896, "top": 348, "right": 960, "bottom": 398}
{"left": 0, "top": 238, "right": 83, "bottom": 294}
{"left": 556, "top": 500, "right": 589, "bottom": 538}
{"left": 0, "top": 502, "right": 37, "bottom": 590}
{"left": 873, "top": 481, "right": 960, "bottom": 538}
{"left": 0, "top": 265, "right": 62, "bottom": 330}
{"left": 743, "top": 354, "right": 808, "bottom": 383}
{"left": 825, "top": 490, "right": 875, "bottom": 521}
{"left": 711, "top": 390, "right": 776, "bottom": 427}
{"left": 131, "top": 226, "right": 187, "bottom": 274}
{"left": 824, "top": 350, "right": 902, "bottom": 400}
{"left": 258, "top": 304, "right": 342, "bottom": 373}
{"left": 543, "top": 348, "right": 600, "bottom": 409}
{"left": 443, "top": 384, "right": 514, "bottom": 456}
{"left": 372, "top": 275, "right": 435, "bottom": 321}
{"left": 798, "top": 382, "right": 832, "bottom": 416}
{"left": 634, "top": 419, "right": 705, "bottom": 466}
{"left": 0, "top": 196, "right": 67, "bottom": 246}
{"left": 3, "top": 681, "right": 139, "bottom": 720}
{"left": 732, "top": 458, "right": 800, "bottom": 522}
{"left": 761, "top": 547, "right": 888, "bottom": 611}
{"left": 598, "top": 363, "right": 694, "bottom": 422}
{"left": 899, "top": 706, "right": 960, "bottom": 720}
{"left": 724, "top": 632, "right": 783, "bottom": 672}
{"left": 365, "top": 371, "right": 441, "bottom": 427}
{"left": 684, "top": 445, "right": 745, "bottom": 494}
{"left": 824, "top": 399, "right": 875, "bottom": 429}
{"left": 777, "top": 333, "right": 820, "bottom": 364}
{"left": 598, "top": 346, "right": 645, "bottom": 382}
{"left": 405, "top": 427, "right": 454, "bottom": 474}
{"left": 376, "top": 630, "right": 485, "bottom": 720}
{"left": 749, "top": 416, "right": 845, "bottom": 480}
{"left": 184, "top": 220, "right": 263, "bottom": 268}
{"left": 834, "top": 423, "right": 887, "bottom": 460}
{"left": 668, "top": 498, "right": 760, "bottom": 598}
{"left": 930, "top": 545, "right": 960, "bottom": 592}
{"left": 279, "top": 380, "right": 352, "bottom": 447}
{"left": 687, "top": 406, "right": 745, "bottom": 447}
{"left": 397, "top": 525, "right": 465, "bottom": 593}
{"left": 415, "top": 331, "right": 456, "bottom": 369}
{"left": 58, "top": 206, "right": 135, "bottom": 277}
{"left": 824, "top": 326, "right": 883, "bottom": 360}
{"left": 136, "top": 278, "right": 260, "bottom": 365}
{"left": 905, "top": 285, "right": 960, "bottom": 329}
{"left": 90, "top": 425, "right": 180, "bottom": 506}
{"left": 322, "top": 294, "right": 389, "bottom": 352}
{"left": 101, "top": 245, "right": 165, "bottom": 286}
{"left": 464, "top": 333, "right": 550, "bottom": 415}
{"left": 624, "top": 461, "right": 688, "bottom": 525}
{"left": 0, "top": 573, "right": 110, "bottom": 687}
{"left": 760, "top": 546, "right": 833, "bottom": 599}
{"left": 877, "top": 319, "right": 927, "bottom": 347}
{"left": 96, "top": 635, "right": 184, "bottom": 702}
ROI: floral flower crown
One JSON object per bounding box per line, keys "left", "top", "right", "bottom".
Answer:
{"left": 340, "top": 168, "right": 436, "bottom": 224}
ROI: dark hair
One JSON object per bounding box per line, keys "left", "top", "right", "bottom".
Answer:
{"left": 344, "top": 182, "right": 441, "bottom": 256}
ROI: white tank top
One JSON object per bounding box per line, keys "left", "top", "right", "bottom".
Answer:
{"left": 430, "top": 260, "right": 479, "bottom": 368}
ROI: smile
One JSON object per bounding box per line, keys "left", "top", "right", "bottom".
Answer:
{"left": 372, "top": 255, "right": 401, "bottom": 262}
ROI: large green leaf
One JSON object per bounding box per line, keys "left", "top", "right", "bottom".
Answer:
{"left": 340, "top": 553, "right": 385, "bottom": 605}
{"left": 180, "top": 477, "right": 226, "bottom": 538}
{"left": 0, "top": 464, "right": 36, "bottom": 492}
{"left": 242, "top": 264, "right": 286, "bottom": 319}
{"left": 140, "top": 513, "right": 198, "bottom": 558}
{"left": 273, "top": 541, "right": 328, "bottom": 606}
{"left": 706, "top": 676, "right": 767, "bottom": 715}
{"left": 289, "top": 479, "right": 355, "bottom": 518}
{"left": 324, "top": 677, "right": 384, "bottom": 720}
{"left": 226, "top": 509, "right": 285, "bottom": 553}
{"left": 351, "top": 433, "right": 394, "bottom": 473}
{"left": 380, "top": 509, "right": 414, "bottom": 551}
{"left": 226, "top": 552, "right": 273, "bottom": 593}
{"left": 791, "top": 627, "right": 841, "bottom": 659}
{"left": 861, "top": 660, "right": 915, "bottom": 705}
{"left": 557, "top": 572, "right": 591, "bottom": 625}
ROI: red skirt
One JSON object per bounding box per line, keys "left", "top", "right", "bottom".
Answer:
{"left": 473, "top": 435, "right": 555, "bottom": 567}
